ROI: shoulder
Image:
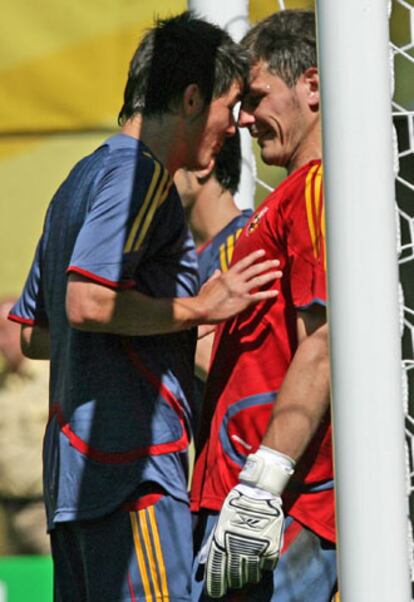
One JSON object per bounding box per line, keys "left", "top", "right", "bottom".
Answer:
{"left": 94, "top": 138, "right": 173, "bottom": 208}
{"left": 286, "top": 160, "right": 323, "bottom": 201}
{"left": 238, "top": 209, "right": 254, "bottom": 228}
{"left": 275, "top": 160, "right": 323, "bottom": 217}
{"left": 95, "top": 135, "right": 168, "bottom": 182}
{"left": 136, "top": 145, "right": 174, "bottom": 207}
{"left": 284, "top": 161, "right": 326, "bottom": 265}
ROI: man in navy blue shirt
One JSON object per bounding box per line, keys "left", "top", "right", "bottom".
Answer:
{"left": 10, "top": 12, "right": 280, "bottom": 602}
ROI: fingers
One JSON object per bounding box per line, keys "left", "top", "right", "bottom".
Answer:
{"left": 227, "top": 555, "right": 261, "bottom": 589}
{"left": 206, "top": 547, "right": 272, "bottom": 597}
{"left": 247, "top": 290, "right": 279, "bottom": 303}
{"left": 238, "top": 259, "right": 281, "bottom": 281}
{"left": 198, "top": 251, "right": 282, "bottom": 324}
{"left": 244, "top": 269, "right": 283, "bottom": 292}
{"left": 205, "top": 541, "right": 228, "bottom": 598}
{"left": 245, "top": 556, "right": 262, "bottom": 585}
{"left": 261, "top": 555, "right": 279, "bottom": 573}
{"left": 227, "top": 554, "right": 245, "bottom": 590}
{"left": 230, "top": 249, "right": 268, "bottom": 273}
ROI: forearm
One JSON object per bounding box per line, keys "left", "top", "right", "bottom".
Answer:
{"left": 66, "top": 251, "right": 281, "bottom": 336}
{"left": 194, "top": 331, "right": 215, "bottom": 380}
{"left": 262, "top": 324, "right": 330, "bottom": 461}
{"left": 114, "top": 293, "right": 208, "bottom": 335}
{"left": 21, "top": 325, "right": 51, "bottom": 359}
{"left": 67, "top": 277, "right": 207, "bottom": 336}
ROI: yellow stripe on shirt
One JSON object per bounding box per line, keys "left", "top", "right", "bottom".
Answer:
{"left": 130, "top": 512, "right": 153, "bottom": 601}
{"left": 317, "top": 165, "right": 326, "bottom": 265}
{"left": 314, "top": 165, "right": 322, "bottom": 232}
{"left": 313, "top": 164, "right": 323, "bottom": 259}
{"left": 225, "top": 234, "right": 235, "bottom": 270}
{"left": 139, "top": 509, "right": 162, "bottom": 600}
{"left": 132, "top": 168, "right": 170, "bottom": 253}
{"left": 219, "top": 243, "right": 227, "bottom": 273}
{"left": 157, "top": 179, "right": 173, "bottom": 209}
{"left": 124, "top": 161, "right": 162, "bottom": 253}
{"left": 305, "top": 163, "right": 321, "bottom": 259}
{"left": 321, "top": 203, "right": 327, "bottom": 270}
{"left": 148, "top": 506, "right": 170, "bottom": 601}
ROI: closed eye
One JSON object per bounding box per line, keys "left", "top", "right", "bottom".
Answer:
{"left": 241, "top": 92, "right": 264, "bottom": 111}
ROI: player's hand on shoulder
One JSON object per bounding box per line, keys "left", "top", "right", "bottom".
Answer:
{"left": 198, "top": 250, "right": 282, "bottom": 324}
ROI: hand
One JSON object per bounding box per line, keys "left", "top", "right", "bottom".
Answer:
{"left": 198, "top": 250, "right": 281, "bottom": 324}
{"left": 205, "top": 484, "right": 284, "bottom": 598}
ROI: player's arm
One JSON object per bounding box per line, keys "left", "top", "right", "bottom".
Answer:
{"left": 262, "top": 304, "right": 329, "bottom": 458}
{"left": 66, "top": 250, "right": 281, "bottom": 336}
{"left": 9, "top": 236, "right": 50, "bottom": 361}
{"left": 194, "top": 330, "right": 215, "bottom": 380}
{"left": 205, "top": 305, "right": 329, "bottom": 597}
{"left": 20, "top": 324, "right": 51, "bottom": 360}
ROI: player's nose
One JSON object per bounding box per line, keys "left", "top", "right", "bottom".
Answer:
{"left": 238, "top": 107, "right": 255, "bottom": 128}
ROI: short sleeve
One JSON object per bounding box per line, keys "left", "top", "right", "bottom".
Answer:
{"left": 287, "top": 163, "right": 327, "bottom": 309}
{"left": 68, "top": 153, "right": 173, "bottom": 289}
{"left": 9, "top": 238, "right": 48, "bottom": 326}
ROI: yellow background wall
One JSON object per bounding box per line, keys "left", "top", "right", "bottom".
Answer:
{"left": 0, "top": 0, "right": 313, "bottom": 297}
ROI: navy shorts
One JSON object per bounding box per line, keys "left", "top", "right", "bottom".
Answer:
{"left": 192, "top": 512, "right": 337, "bottom": 602}
{"left": 51, "top": 484, "right": 193, "bottom": 601}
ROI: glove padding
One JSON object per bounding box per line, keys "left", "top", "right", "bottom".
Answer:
{"left": 205, "top": 484, "right": 284, "bottom": 598}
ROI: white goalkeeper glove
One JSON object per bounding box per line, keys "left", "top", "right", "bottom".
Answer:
{"left": 205, "top": 446, "right": 295, "bottom": 598}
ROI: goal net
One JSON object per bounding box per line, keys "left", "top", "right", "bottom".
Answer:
{"left": 391, "top": 0, "right": 414, "bottom": 594}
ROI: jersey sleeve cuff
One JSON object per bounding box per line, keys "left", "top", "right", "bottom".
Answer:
{"left": 295, "top": 297, "right": 327, "bottom": 311}
{"left": 8, "top": 313, "right": 36, "bottom": 326}
{"left": 67, "top": 266, "right": 136, "bottom": 290}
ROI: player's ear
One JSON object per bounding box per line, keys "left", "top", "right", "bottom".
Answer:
{"left": 302, "top": 67, "right": 320, "bottom": 111}
{"left": 195, "top": 158, "right": 215, "bottom": 182}
{"left": 183, "top": 84, "right": 204, "bottom": 118}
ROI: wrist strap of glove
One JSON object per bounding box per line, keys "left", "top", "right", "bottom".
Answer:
{"left": 239, "top": 445, "right": 295, "bottom": 497}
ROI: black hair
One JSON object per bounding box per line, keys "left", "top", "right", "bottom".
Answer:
{"left": 118, "top": 11, "right": 249, "bottom": 124}
{"left": 213, "top": 130, "right": 241, "bottom": 195}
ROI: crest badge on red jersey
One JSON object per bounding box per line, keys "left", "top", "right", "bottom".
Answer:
{"left": 246, "top": 207, "right": 269, "bottom": 236}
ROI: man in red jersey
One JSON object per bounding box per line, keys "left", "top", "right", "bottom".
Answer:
{"left": 191, "top": 10, "right": 337, "bottom": 601}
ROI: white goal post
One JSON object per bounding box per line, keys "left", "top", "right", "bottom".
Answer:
{"left": 316, "top": 1, "right": 410, "bottom": 600}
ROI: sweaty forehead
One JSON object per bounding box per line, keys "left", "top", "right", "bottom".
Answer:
{"left": 248, "top": 61, "right": 290, "bottom": 95}
{"left": 249, "top": 61, "right": 271, "bottom": 87}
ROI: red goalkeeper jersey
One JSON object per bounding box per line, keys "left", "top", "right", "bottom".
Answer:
{"left": 191, "top": 160, "right": 335, "bottom": 543}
